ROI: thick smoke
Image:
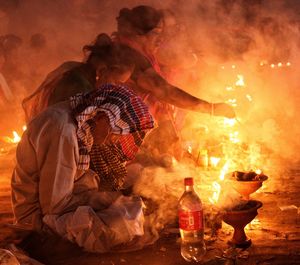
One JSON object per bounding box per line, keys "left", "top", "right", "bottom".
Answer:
{"left": 0, "top": 0, "right": 299, "bottom": 213}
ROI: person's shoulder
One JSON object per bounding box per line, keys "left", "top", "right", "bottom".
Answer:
{"left": 29, "top": 101, "right": 75, "bottom": 132}
{"left": 120, "top": 45, "right": 151, "bottom": 68}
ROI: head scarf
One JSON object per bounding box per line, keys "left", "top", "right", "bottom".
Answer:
{"left": 70, "top": 84, "right": 154, "bottom": 190}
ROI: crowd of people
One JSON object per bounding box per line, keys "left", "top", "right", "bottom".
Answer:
{"left": 8, "top": 5, "right": 235, "bottom": 255}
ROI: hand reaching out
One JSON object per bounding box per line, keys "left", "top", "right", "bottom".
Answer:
{"left": 213, "top": 103, "right": 236, "bottom": 119}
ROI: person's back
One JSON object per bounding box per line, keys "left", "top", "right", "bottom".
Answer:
{"left": 22, "top": 33, "right": 135, "bottom": 123}
{"left": 22, "top": 61, "right": 87, "bottom": 122}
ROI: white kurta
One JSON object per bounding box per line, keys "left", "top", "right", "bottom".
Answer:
{"left": 11, "top": 101, "right": 145, "bottom": 253}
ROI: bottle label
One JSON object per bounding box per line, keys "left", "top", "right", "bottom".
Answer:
{"left": 178, "top": 210, "right": 203, "bottom": 231}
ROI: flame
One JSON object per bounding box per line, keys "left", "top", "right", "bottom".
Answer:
{"left": 2, "top": 125, "right": 26, "bottom": 144}
{"left": 227, "top": 98, "right": 237, "bottom": 107}
{"left": 226, "top": 86, "right": 234, "bottom": 91}
{"left": 255, "top": 169, "right": 262, "bottom": 175}
{"left": 3, "top": 131, "right": 21, "bottom": 143}
{"left": 246, "top": 94, "right": 252, "bottom": 101}
{"left": 209, "top": 181, "right": 221, "bottom": 204}
{"left": 235, "top": 75, "right": 245, "bottom": 87}
{"left": 229, "top": 131, "right": 240, "bottom": 143}
{"left": 245, "top": 218, "right": 261, "bottom": 230}
{"left": 208, "top": 161, "right": 231, "bottom": 204}
{"left": 210, "top": 157, "right": 220, "bottom": 167}
{"left": 219, "top": 160, "right": 230, "bottom": 181}
{"left": 223, "top": 118, "right": 236, "bottom": 127}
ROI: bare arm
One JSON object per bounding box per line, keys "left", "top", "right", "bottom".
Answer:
{"left": 136, "top": 68, "right": 235, "bottom": 118}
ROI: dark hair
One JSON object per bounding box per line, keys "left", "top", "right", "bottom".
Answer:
{"left": 116, "top": 5, "right": 163, "bottom": 36}
{"left": 83, "top": 33, "right": 135, "bottom": 70}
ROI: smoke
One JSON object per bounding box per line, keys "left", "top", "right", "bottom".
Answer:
{"left": 0, "top": 0, "right": 299, "bottom": 212}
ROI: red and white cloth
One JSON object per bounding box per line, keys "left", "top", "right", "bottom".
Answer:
{"left": 70, "top": 84, "right": 155, "bottom": 171}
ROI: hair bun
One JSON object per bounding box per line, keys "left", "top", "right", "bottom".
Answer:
{"left": 94, "top": 33, "right": 112, "bottom": 48}
{"left": 118, "top": 8, "right": 131, "bottom": 19}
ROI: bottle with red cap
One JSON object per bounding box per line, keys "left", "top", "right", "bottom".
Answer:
{"left": 178, "top": 177, "right": 206, "bottom": 262}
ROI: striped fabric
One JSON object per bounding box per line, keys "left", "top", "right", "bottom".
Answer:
{"left": 70, "top": 84, "right": 155, "bottom": 173}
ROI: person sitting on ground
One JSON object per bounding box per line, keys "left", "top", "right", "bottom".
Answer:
{"left": 11, "top": 85, "right": 156, "bottom": 253}
{"left": 22, "top": 33, "right": 135, "bottom": 123}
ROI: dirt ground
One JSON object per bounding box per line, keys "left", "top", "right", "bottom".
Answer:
{"left": 0, "top": 145, "right": 300, "bottom": 265}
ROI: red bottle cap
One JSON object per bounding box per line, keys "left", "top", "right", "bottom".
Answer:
{"left": 184, "top": 177, "right": 193, "bottom": 186}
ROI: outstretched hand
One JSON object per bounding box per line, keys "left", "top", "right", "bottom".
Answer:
{"left": 213, "top": 103, "right": 236, "bottom": 119}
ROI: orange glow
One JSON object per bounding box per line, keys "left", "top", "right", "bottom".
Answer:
{"left": 209, "top": 181, "right": 221, "bottom": 204}
{"left": 219, "top": 160, "right": 230, "bottom": 181}
{"left": 245, "top": 218, "right": 261, "bottom": 230}
{"left": 3, "top": 131, "right": 21, "bottom": 143}
{"left": 235, "top": 75, "right": 245, "bottom": 87}
{"left": 210, "top": 157, "right": 221, "bottom": 167}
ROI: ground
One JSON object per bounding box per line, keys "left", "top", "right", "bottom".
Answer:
{"left": 0, "top": 144, "right": 300, "bottom": 265}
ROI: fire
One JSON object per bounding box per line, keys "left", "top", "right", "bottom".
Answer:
{"left": 210, "top": 157, "right": 220, "bottom": 167}
{"left": 219, "top": 160, "right": 230, "bottom": 181}
{"left": 209, "top": 181, "right": 221, "bottom": 205}
{"left": 246, "top": 94, "right": 252, "bottom": 101}
{"left": 255, "top": 169, "right": 262, "bottom": 175}
{"left": 235, "top": 75, "right": 245, "bottom": 87}
{"left": 2, "top": 126, "right": 26, "bottom": 144}
{"left": 3, "top": 131, "right": 21, "bottom": 143}
{"left": 245, "top": 218, "right": 261, "bottom": 230}
{"left": 209, "top": 160, "right": 231, "bottom": 204}
{"left": 229, "top": 131, "right": 240, "bottom": 143}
